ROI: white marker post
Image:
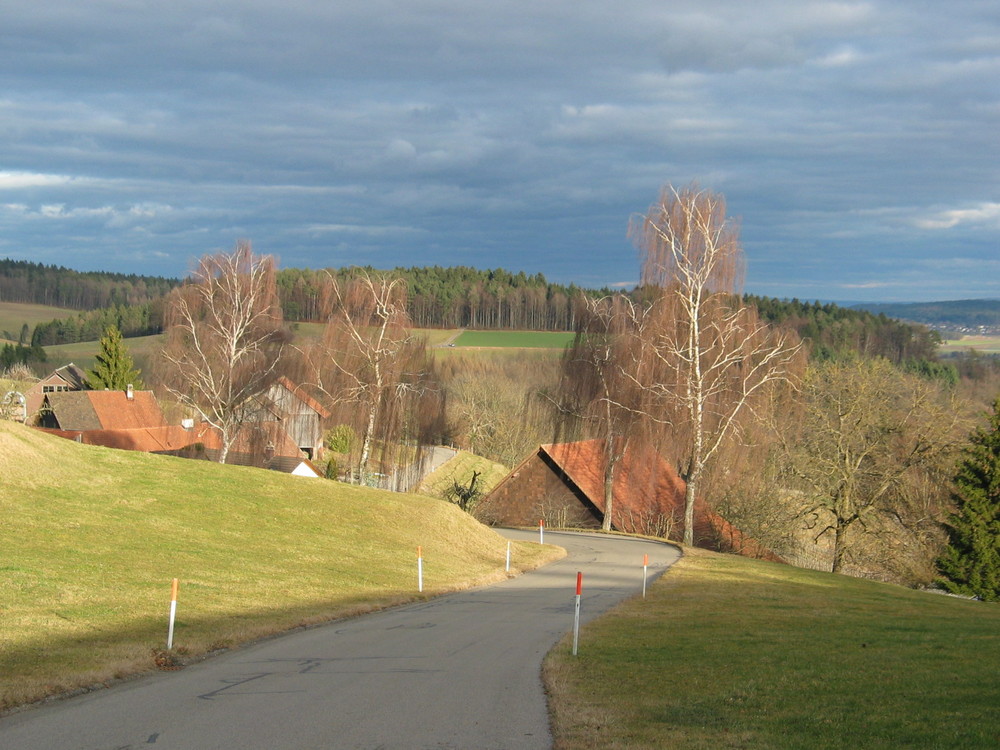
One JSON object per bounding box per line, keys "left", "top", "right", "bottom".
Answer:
{"left": 539, "top": 518, "right": 544, "bottom": 545}
{"left": 417, "top": 546, "right": 424, "bottom": 593}
{"left": 642, "top": 554, "right": 649, "bottom": 598}
{"left": 572, "top": 571, "right": 583, "bottom": 656}
{"left": 506, "top": 540, "right": 511, "bottom": 573}
{"left": 166, "top": 578, "right": 179, "bottom": 650}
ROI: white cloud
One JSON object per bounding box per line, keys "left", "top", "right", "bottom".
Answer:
{"left": 915, "top": 202, "right": 1000, "bottom": 230}
{"left": 0, "top": 171, "right": 81, "bottom": 189}
{"left": 301, "top": 223, "right": 424, "bottom": 238}
{"left": 812, "top": 45, "right": 865, "bottom": 67}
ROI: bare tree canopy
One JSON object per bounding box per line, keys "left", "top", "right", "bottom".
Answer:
{"left": 784, "top": 358, "right": 971, "bottom": 577}
{"left": 295, "top": 269, "right": 436, "bottom": 484}
{"left": 158, "top": 241, "right": 287, "bottom": 463}
{"left": 635, "top": 183, "right": 745, "bottom": 296}
{"left": 630, "top": 183, "right": 803, "bottom": 545}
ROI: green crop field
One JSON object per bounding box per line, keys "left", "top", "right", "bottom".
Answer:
{"left": 453, "top": 330, "right": 575, "bottom": 349}
{"left": 0, "top": 421, "right": 561, "bottom": 711}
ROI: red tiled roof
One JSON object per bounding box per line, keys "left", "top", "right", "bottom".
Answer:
{"left": 78, "top": 423, "right": 220, "bottom": 452}
{"left": 42, "top": 390, "right": 166, "bottom": 431}
{"left": 88, "top": 390, "right": 166, "bottom": 430}
{"left": 541, "top": 439, "right": 688, "bottom": 526}
{"left": 539, "top": 439, "right": 783, "bottom": 561}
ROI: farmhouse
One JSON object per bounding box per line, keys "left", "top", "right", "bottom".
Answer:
{"left": 38, "top": 386, "right": 166, "bottom": 432}
{"left": 475, "top": 439, "right": 782, "bottom": 560}
{"left": 35, "top": 385, "right": 321, "bottom": 477}
{"left": 23, "top": 362, "right": 88, "bottom": 420}
{"left": 264, "top": 377, "right": 331, "bottom": 459}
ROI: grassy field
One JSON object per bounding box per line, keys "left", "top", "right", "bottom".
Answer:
{"left": 453, "top": 330, "right": 575, "bottom": 349}
{"left": 0, "top": 421, "right": 562, "bottom": 712}
{"left": 940, "top": 335, "right": 1000, "bottom": 355}
{"left": 32, "top": 326, "right": 571, "bottom": 375}
{"left": 0, "top": 301, "right": 77, "bottom": 342}
{"left": 545, "top": 546, "right": 1000, "bottom": 749}
{"left": 43, "top": 333, "right": 165, "bottom": 374}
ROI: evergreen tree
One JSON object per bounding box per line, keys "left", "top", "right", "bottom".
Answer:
{"left": 938, "top": 397, "right": 1000, "bottom": 601}
{"left": 86, "top": 325, "right": 143, "bottom": 390}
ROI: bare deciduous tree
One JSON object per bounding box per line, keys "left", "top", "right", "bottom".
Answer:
{"left": 631, "top": 183, "right": 804, "bottom": 545}
{"left": 782, "top": 358, "right": 970, "bottom": 576}
{"left": 158, "top": 241, "right": 286, "bottom": 463}
{"left": 443, "top": 354, "right": 557, "bottom": 468}
{"left": 557, "top": 295, "right": 651, "bottom": 531}
{"left": 296, "top": 270, "right": 434, "bottom": 483}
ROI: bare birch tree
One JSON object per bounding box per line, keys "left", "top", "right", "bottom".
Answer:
{"left": 158, "top": 241, "right": 287, "bottom": 463}
{"left": 631, "top": 183, "right": 803, "bottom": 545}
{"left": 296, "top": 270, "right": 433, "bottom": 483}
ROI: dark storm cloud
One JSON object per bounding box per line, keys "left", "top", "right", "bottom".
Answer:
{"left": 1, "top": 0, "right": 997, "bottom": 300}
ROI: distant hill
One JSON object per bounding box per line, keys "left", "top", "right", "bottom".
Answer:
{"left": 852, "top": 300, "right": 1000, "bottom": 333}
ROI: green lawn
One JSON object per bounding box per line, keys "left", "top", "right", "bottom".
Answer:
{"left": 0, "top": 421, "right": 561, "bottom": 711}
{"left": 545, "top": 546, "right": 1000, "bottom": 749}
{"left": 453, "top": 330, "right": 575, "bottom": 348}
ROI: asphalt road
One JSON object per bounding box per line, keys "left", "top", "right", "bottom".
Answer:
{"left": 0, "top": 530, "right": 679, "bottom": 750}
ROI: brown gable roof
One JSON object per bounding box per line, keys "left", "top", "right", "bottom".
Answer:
{"left": 275, "top": 376, "right": 332, "bottom": 419}
{"left": 42, "top": 392, "right": 102, "bottom": 431}
{"left": 50, "top": 363, "right": 88, "bottom": 390}
{"left": 480, "top": 439, "right": 784, "bottom": 562}
{"left": 541, "top": 440, "right": 688, "bottom": 529}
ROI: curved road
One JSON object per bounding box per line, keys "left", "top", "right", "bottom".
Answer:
{"left": 0, "top": 530, "right": 679, "bottom": 749}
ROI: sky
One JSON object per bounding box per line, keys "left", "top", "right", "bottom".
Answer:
{"left": 1, "top": 1, "right": 998, "bottom": 303}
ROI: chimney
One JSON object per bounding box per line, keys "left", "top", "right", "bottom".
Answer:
{"left": 126, "top": 384, "right": 134, "bottom": 401}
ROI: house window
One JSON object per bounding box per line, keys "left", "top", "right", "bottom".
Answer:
{"left": 42, "top": 384, "right": 70, "bottom": 393}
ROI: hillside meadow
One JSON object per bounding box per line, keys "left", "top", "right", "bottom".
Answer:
{"left": 0, "top": 421, "right": 561, "bottom": 712}
{"left": 0, "top": 302, "right": 77, "bottom": 341}
{"left": 545, "top": 546, "right": 1000, "bottom": 749}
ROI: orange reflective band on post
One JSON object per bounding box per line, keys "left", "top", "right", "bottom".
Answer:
{"left": 643, "top": 554, "right": 649, "bottom": 566}
{"left": 576, "top": 571, "right": 583, "bottom": 596}
{"left": 170, "top": 578, "right": 179, "bottom": 602}
{"left": 417, "top": 546, "right": 422, "bottom": 559}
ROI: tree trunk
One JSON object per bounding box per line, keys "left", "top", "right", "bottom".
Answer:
{"left": 218, "top": 432, "right": 231, "bottom": 464}
{"left": 832, "top": 522, "right": 849, "bottom": 573}
{"left": 602, "top": 447, "right": 617, "bottom": 532}
{"left": 358, "top": 402, "right": 377, "bottom": 483}
{"left": 683, "top": 477, "right": 698, "bottom": 546}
